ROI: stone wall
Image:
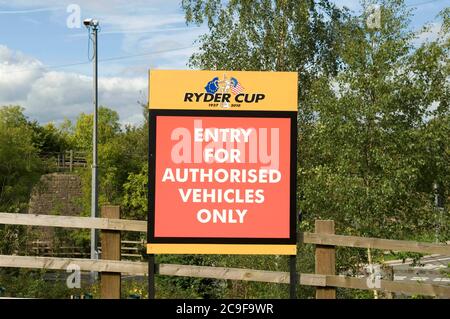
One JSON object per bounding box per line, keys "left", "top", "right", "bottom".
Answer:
{"left": 29, "top": 173, "right": 83, "bottom": 216}
{"left": 28, "top": 173, "right": 83, "bottom": 244}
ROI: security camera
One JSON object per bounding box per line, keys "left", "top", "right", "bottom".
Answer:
{"left": 83, "top": 19, "right": 99, "bottom": 28}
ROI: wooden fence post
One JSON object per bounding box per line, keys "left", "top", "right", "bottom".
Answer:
{"left": 381, "top": 265, "right": 394, "bottom": 299}
{"left": 315, "top": 220, "right": 336, "bottom": 299}
{"left": 101, "top": 206, "right": 121, "bottom": 299}
{"left": 69, "top": 150, "right": 73, "bottom": 172}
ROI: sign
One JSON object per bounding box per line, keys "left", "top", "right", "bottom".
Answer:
{"left": 148, "top": 70, "right": 297, "bottom": 111}
{"left": 147, "top": 70, "right": 298, "bottom": 255}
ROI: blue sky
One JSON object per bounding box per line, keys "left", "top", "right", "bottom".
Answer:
{"left": 0, "top": 0, "right": 447, "bottom": 125}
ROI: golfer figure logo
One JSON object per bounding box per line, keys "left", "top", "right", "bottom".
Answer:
{"left": 205, "top": 74, "right": 245, "bottom": 108}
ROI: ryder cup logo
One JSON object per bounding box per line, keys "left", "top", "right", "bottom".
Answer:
{"left": 205, "top": 75, "right": 245, "bottom": 108}
{"left": 183, "top": 74, "right": 265, "bottom": 108}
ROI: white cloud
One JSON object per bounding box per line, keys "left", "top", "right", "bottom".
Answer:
{"left": 0, "top": 45, "right": 146, "bottom": 125}
{"left": 0, "top": 45, "right": 43, "bottom": 100}
{"left": 0, "top": 0, "right": 186, "bottom": 32}
{"left": 0, "top": 0, "right": 203, "bottom": 75}
{"left": 413, "top": 22, "right": 444, "bottom": 46}
{"left": 0, "top": 2, "right": 205, "bottom": 125}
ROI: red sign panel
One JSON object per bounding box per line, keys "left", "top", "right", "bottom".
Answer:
{"left": 153, "top": 115, "right": 292, "bottom": 239}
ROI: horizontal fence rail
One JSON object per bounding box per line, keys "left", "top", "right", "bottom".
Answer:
{"left": 0, "top": 212, "right": 146, "bottom": 232}
{"left": 1, "top": 212, "right": 448, "bottom": 255}
{"left": 1, "top": 212, "right": 449, "bottom": 299}
{"left": 0, "top": 255, "right": 448, "bottom": 298}
{"left": 29, "top": 240, "right": 143, "bottom": 259}
{"left": 301, "top": 233, "right": 450, "bottom": 255}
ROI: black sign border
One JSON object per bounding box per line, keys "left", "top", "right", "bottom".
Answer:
{"left": 148, "top": 109, "right": 297, "bottom": 245}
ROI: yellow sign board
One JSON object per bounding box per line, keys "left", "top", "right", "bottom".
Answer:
{"left": 148, "top": 70, "right": 298, "bottom": 111}
{"left": 147, "top": 244, "right": 297, "bottom": 255}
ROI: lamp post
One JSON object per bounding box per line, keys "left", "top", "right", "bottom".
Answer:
{"left": 84, "top": 18, "right": 99, "bottom": 282}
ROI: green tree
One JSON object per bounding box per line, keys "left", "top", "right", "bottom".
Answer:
{"left": 0, "top": 106, "right": 42, "bottom": 255}
{"left": 300, "top": 0, "right": 449, "bottom": 243}
{"left": 29, "top": 121, "right": 70, "bottom": 155}
{"left": 72, "top": 107, "right": 121, "bottom": 150}
{"left": 0, "top": 106, "right": 42, "bottom": 211}
{"left": 183, "top": 0, "right": 348, "bottom": 101}
{"left": 413, "top": 10, "right": 450, "bottom": 241}
{"left": 72, "top": 107, "right": 147, "bottom": 216}
{"left": 123, "top": 163, "right": 148, "bottom": 220}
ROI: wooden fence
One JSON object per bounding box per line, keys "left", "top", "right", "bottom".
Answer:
{"left": 0, "top": 208, "right": 449, "bottom": 299}
{"left": 40, "top": 150, "right": 87, "bottom": 172}
{"left": 29, "top": 240, "right": 143, "bottom": 259}
{"left": 57, "top": 150, "right": 87, "bottom": 171}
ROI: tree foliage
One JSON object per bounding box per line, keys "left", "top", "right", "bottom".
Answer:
{"left": 182, "top": 0, "right": 449, "bottom": 241}
{"left": 0, "top": 106, "right": 42, "bottom": 212}
{"left": 182, "top": 0, "right": 349, "bottom": 101}
{"left": 65, "top": 107, "right": 148, "bottom": 219}
{"left": 300, "top": 0, "right": 449, "bottom": 241}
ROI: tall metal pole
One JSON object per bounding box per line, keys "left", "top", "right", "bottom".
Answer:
{"left": 90, "top": 23, "right": 99, "bottom": 282}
